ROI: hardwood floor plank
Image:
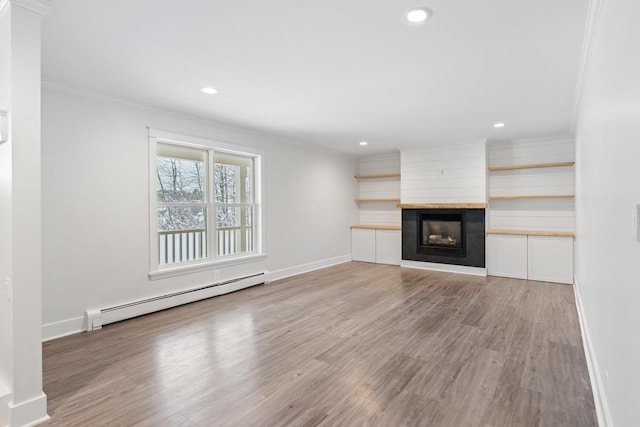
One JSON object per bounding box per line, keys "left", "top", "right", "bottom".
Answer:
{"left": 41, "top": 262, "right": 596, "bottom": 426}
{"left": 318, "top": 353, "right": 425, "bottom": 425}
{"left": 377, "top": 391, "right": 439, "bottom": 427}
{"left": 480, "top": 383, "right": 542, "bottom": 427}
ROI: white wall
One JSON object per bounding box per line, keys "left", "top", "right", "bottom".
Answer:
{"left": 41, "top": 87, "right": 358, "bottom": 336}
{"left": 574, "top": 0, "right": 640, "bottom": 425}
{"left": 401, "top": 140, "right": 487, "bottom": 204}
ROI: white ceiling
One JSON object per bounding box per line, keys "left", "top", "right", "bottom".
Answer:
{"left": 41, "top": 0, "right": 589, "bottom": 154}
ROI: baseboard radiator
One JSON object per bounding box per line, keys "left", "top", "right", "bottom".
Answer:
{"left": 85, "top": 272, "right": 268, "bottom": 331}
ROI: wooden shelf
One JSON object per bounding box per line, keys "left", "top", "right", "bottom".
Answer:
{"left": 488, "top": 162, "right": 575, "bottom": 172}
{"left": 354, "top": 173, "right": 401, "bottom": 179}
{"left": 355, "top": 198, "right": 401, "bottom": 203}
{"left": 489, "top": 195, "right": 574, "bottom": 200}
{"left": 396, "top": 203, "right": 487, "bottom": 209}
{"left": 351, "top": 224, "right": 401, "bottom": 230}
{"left": 487, "top": 228, "right": 575, "bottom": 237}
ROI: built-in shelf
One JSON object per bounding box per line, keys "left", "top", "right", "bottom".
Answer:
{"left": 487, "top": 228, "right": 575, "bottom": 237}
{"left": 351, "top": 224, "right": 401, "bottom": 230}
{"left": 354, "top": 173, "right": 401, "bottom": 179}
{"left": 489, "top": 195, "right": 575, "bottom": 200}
{"left": 488, "top": 162, "right": 575, "bottom": 172}
{"left": 355, "top": 198, "right": 401, "bottom": 203}
{"left": 396, "top": 203, "right": 487, "bottom": 209}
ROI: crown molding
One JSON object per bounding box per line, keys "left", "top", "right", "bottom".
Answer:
{"left": 9, "top": 0, "right": 53, "bottom": 14}
{"left": 41, "top": 80, "right": 348, "bottom": 157}
{"left": 572, "top": 0, "right": 604, "bottom": 130}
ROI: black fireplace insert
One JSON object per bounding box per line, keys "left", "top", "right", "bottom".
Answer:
{"left": 402, "top": 208, "right": 485, "bottom": 268}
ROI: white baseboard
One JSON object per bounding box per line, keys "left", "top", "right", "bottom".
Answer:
{"left": 574, "top": 277, "right": 612, "bottom": 427}
{"left": 269, "top": 254, "right": 352, "bottom": 282}
{"left": 8, "top": 392, "right": 49, "bottom": 427}
{"left": 42, "top": 317, "right": 84, "bottom": 342}
{"left": 401, "top": 260, "right": 487, "bottom": 277}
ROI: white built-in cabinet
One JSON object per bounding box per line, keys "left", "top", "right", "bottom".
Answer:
{"left": 351, "top": 228, "right": 401, "bottom": 265}
{"left": 487, "top": 234, "right": 528, "bottom": 279}
{"left": 352, "top": 153, "right": 402, "bottom": 265}
{"left": 487, "top": 234, "right": 573, "bottom": 284}
{"left": 486, "top": 137, "right": 576, "bottom": 285}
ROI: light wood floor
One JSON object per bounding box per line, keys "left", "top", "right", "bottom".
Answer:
{"left": 42, "top": 262, "right": 596, "bottom": 426}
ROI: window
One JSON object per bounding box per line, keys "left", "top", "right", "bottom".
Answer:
{"left": 149, "top": 130, "right": 263, "bottom": 275}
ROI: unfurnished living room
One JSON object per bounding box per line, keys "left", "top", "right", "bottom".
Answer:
{"left": 1, "top": 0, "right": 638, "bottom": 426}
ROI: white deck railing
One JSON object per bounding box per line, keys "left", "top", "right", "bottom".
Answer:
{"left": 159, "top": 227, "right": 252, "bottom": 265}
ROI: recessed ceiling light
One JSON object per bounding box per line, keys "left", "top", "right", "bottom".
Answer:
{"left": 494, "top": 122, "right": 505, "bottom": 128}
{"left": 405, "top": 7, "right": 432, "bottom": 24}
{"left": 359, "top": 141, "right": 368, "bottom": 146}
{"left": 201, "top": 87, "right": 218, "bottom": 95}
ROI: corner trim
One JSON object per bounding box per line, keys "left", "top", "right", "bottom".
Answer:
{"left": 401, "top": 260, "right": 487, "bottom": 276}
{"left": 573, "top": 0, "right": 605, "bottom": 128}
{"left": 8, "top": 392, "right": 49, "bottom": 427}
{"left": 573, "top": 277, "right": 613, "bottom": 427}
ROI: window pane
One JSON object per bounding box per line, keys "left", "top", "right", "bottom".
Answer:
{"left": 157, "top": 207, "right": 207, "bottom": 265}
{"left": 214, "top": 152, "right": 253, "bottom": 204}
{"left": 158, "top": 207, "right": 206, "bottom": 231}
{"left": 216, "top": 207, "right": 253, "bottom": 256}
{"left": 157, "top": 157, "right": 206, "bottom": 203}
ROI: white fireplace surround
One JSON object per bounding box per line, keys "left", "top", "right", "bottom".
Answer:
{"left": 399, "top": 140, "right": 488, "bottom": 275}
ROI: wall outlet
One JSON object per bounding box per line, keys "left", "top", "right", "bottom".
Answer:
{"left": 332, "top": 248, "right": 337, "bottom": 256}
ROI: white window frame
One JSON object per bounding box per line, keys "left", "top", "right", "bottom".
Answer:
{"left": 148, "top": 129, "right": 265, "bottom": 279}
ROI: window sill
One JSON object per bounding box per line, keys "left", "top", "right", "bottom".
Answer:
{"left": 149, "top": 253, "right": 267, "bottom": 280}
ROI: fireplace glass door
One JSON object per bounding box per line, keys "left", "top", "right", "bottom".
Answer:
{"left": 422, "top": 219, "right": 462, "bottom": 249}
{"left": 419, "top": 212, "right": 465, "bottom": 256}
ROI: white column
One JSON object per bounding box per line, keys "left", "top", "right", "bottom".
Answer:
{"left": 0, "top": 1, "right": 52, "bottom": 426}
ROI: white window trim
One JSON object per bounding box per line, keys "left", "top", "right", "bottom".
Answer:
{"left": 148, "top": 128, "right": 266, "bottom": 278}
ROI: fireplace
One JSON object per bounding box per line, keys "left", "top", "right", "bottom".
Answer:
{"left": 402, "top": 208, "right": 485, "bottom": 267}
{"left": 421, "top": 212, "right": 464, "bottom": 255}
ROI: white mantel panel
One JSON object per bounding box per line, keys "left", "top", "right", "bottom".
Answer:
{"left": 401, "top": 141, "right": 487, "bottom": 204}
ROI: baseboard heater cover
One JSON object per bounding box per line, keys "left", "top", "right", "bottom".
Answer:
{"left": 85, "top": 272, "right": 268, "bottom": 331}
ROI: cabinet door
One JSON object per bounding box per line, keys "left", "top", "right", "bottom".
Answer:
{"left": 527, "top": 236, "right": 574, "bottom": 284}
{"left": 375, "top": 229, "right": 401, "bottom": 265}
{"left": 487, "top": 234, "right": 528, "bottom": 279}
{"left": 351, "top": 229, "right": 376, "bottom": 263}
